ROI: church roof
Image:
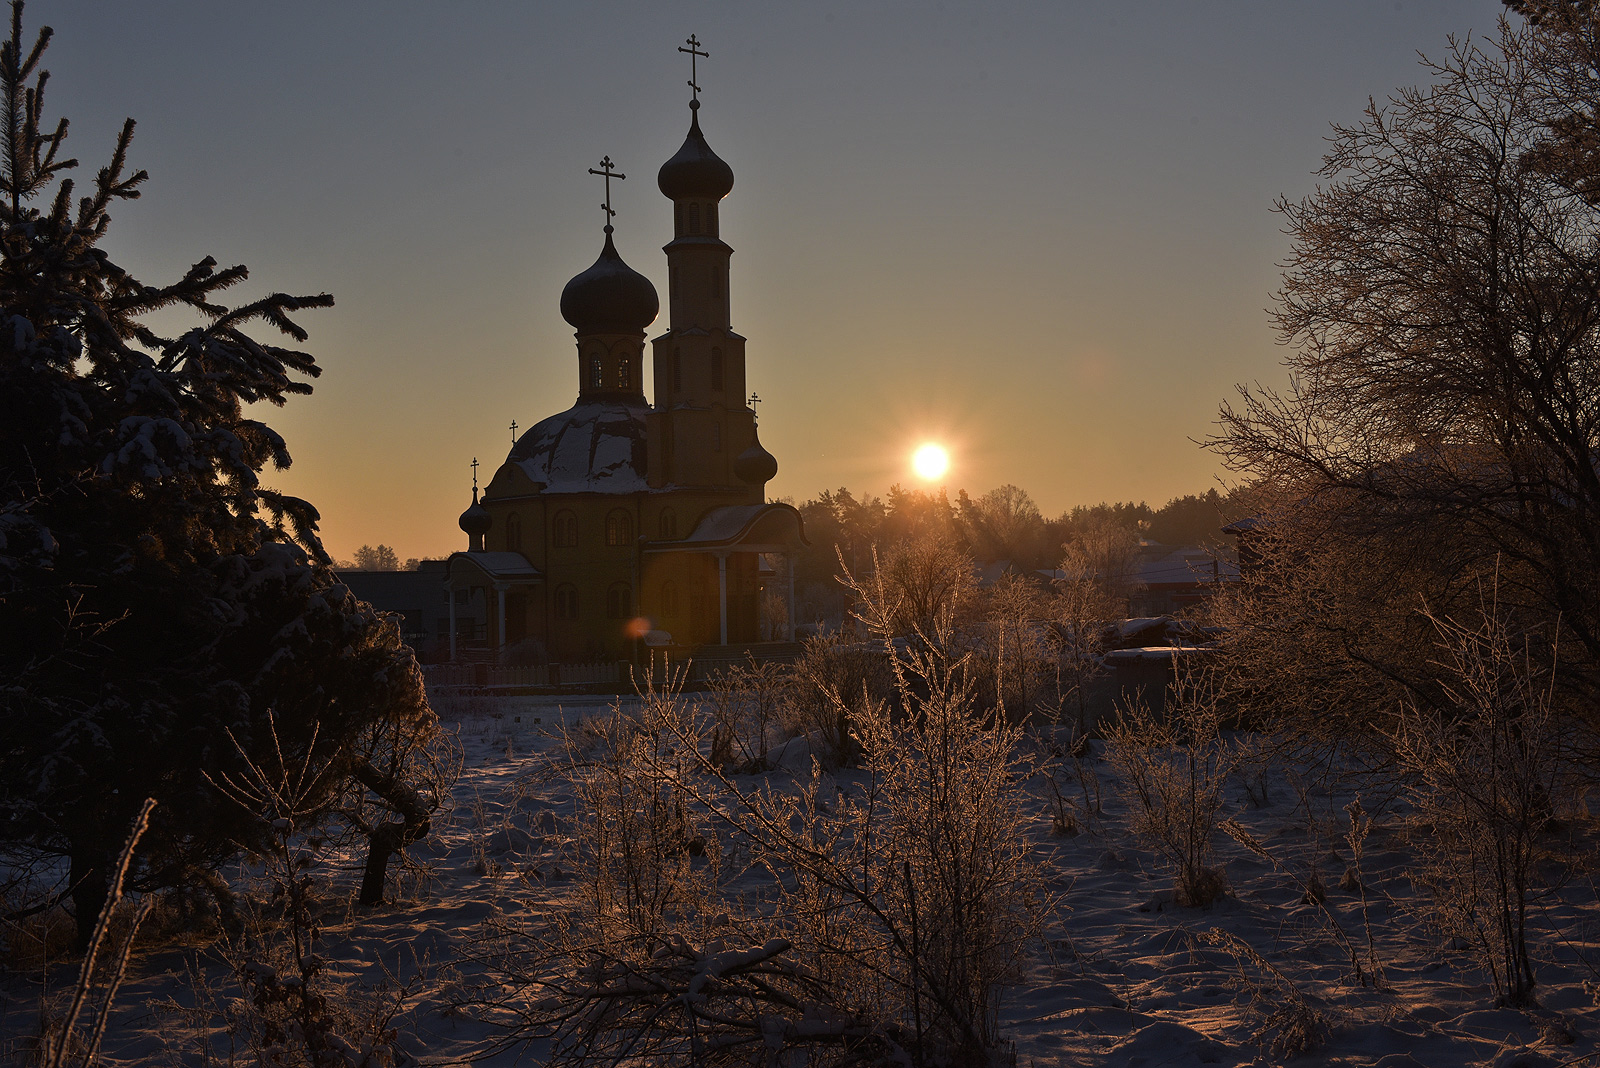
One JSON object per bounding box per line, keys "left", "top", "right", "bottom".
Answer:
{"left": 445, "top": 551, "right": 542, "bottom": 581}
{"left": 507, "top": 400, "right": 649, "bottom": 494}
{"left": 647, "top": 502, "right": 808, "bottom": 550}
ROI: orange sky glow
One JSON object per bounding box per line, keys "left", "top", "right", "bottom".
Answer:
{"left": 37, "top": 1, "right": 1506, "bottom": 560}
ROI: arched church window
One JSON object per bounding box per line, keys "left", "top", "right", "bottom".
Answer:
{"left": 590, "top": 357, "right": 603, "bottom": 389}
{"left": 672, "top": 348, "right": 682, "bottom": 392}
{"left": 605, "top": 509, "right": 633, "bottom": 546}
{"left": 711, "top": 348, "right": 723, "bottom": 392}
{"left": 661, "top": 580, "right": 679, "bottom": 616}
{"left": 710, "top": 266, "right": 721, "bottom": 298}
{"left": 659, "top": 508, "right": 677, "bottom": 539}
{"left": 675, "top": 203, "right": 683, "bottom": 235}
{"left": 505, "top": 512, "right": 522, "bottom": 552}
{"left": 713, "top": 423, "right": 722, "bottom": 452}
{"left": 617, "top": 360, "right": 631, "bottom": 389}
{"left": 552, "top": 510, "right": 578, "bottom": 548}
{"left": 689, "top": 203, "right": 701, "bottom": 234}
{"left": 554, "top": 584, "right": 579, "bottom": 620}
{"left": 707, "top": 203, "right": 718, "bottom": 236}
{"left": 607, "top": 582, "right": 632, "bottom": 619}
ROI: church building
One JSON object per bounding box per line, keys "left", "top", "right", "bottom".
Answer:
{"left": 444, "top": 51, "right": 807, "bottom": 664}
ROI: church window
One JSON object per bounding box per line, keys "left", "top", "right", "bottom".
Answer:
{"left": 554, "top": 584, "right": 579, "bottom": 620}
{"left": 711, "top": 348, "right": 723, "bottom": 392}
{"left": 607, "top": 582, "right": 632, "bottom": 619}
{"left": 672, "top": 348, "right": 681, "bottom": 392}
{"left": 710, "top": 266, "right": 721, "bottom": 298}
{"left": 552, "top": 510, "right": 578, "bottom": 548}
{"left": 617, "top": 360, "right": 631, "bottom": 389}
{"left": 506, "top": 512, "right": 522, "bottom": 552}
{"left": 589, "top": 357, "right": 603, "bottom": 389}
{"left": 661, "top": 581, "right": 679, "bottom": 616}
{"left": 707, "top": 202, "right": 718, "bottom": 236}
{"left": 659, "top": 508, "right": 677, "bottom": 539}
{"left": 454, "top": 588, "right": 470, "bottom": 606}
{"left": 605, "top": 509, "right": 633, "bottom": 546}
{"left": 675, "top": 203, "right": 683, "bottom": 234}
{"left": 689, "top": 203, "right": 701, "bottom": 234}
{"left": 713, "top": 423, "right": 722, "bottom": 452}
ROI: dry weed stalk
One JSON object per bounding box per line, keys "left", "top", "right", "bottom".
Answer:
{"left": 1200, "top": 927, "right": 1328, "bottom": 1060}
{"left": 41, "top": 798, "right": 156, "bottom": 1068}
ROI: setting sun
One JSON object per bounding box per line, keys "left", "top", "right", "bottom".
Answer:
{"left": 911, "top": 442, "right": 950, "bottom": 481}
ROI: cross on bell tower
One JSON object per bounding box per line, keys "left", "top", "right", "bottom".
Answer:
{"left": 587, "top": 156, "right": 625, "bottom": 231}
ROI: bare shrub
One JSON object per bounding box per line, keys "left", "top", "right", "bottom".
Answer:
{"left": 705, "top": 653, "right": 791, "bottom": 771}
{"left": 489, "top": 573, "right": 1042, "bottom": 1066}
{"left": 1105, "top": 664, "right": 1233, "bottom": 907}
{"left": 782, "top": 631, "right": 890, "bottom": 767}
{"left": 1394, "top": 591, "right": 1567, "bottom": 1008}
{"left": 208, "top": 721, "right": 417, "bottom": 1066}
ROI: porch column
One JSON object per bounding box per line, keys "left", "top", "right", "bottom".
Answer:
{"left": 447, "top": 581, "right": 458, "bottom": 662}
{"left": 786, "top": 552, "right": 796, "bottom": 642}
{"left": 717, "top": 552, "right": 728, "bottom": 646}
{"left": 496, "top": 583, "right": 508, "bottom": 659}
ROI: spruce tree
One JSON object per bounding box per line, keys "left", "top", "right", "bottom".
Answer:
{"left": 0, "top": 2, "right": 437, "bottom": 943}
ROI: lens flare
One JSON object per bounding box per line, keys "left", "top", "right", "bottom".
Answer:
{"left": 912, "top": 443, "right": 950, "bottom": 481}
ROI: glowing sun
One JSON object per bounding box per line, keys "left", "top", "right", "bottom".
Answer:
{"left": 911, "top": 442, "right": 950, "bottom": 481}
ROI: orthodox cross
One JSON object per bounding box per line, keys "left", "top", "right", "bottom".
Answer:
{"left": 680, "top": 34, "right": 708, "bottom": 102}
{"left": 509, "top": 418, "right": 519, "bottom": 443}
{"left": 470, "top": 456, "right": 479, "bottom": 492}
{"left": 588, "top": 156, "right": 625, "bottom": 228}
{"left": 748, "top": 391, "right": 762, "bottom": 423}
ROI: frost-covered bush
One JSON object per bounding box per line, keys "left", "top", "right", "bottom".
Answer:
{"left": 1395, "top": 593, "right": 1567, "bottom": 1008}
{"left": 495, "top": 577, "right": 1041, "bottom": 1066}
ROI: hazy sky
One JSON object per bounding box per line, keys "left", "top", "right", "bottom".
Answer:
{"left": 37, "top": 1, "right": 1507, "bottom": 560}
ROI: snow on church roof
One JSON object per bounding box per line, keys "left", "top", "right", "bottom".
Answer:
{"left": 507, "top": 400, "right": 649, "bottom": 494}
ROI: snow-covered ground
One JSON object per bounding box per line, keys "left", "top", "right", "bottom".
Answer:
{"left": 3, "top": 692, "right": 1598, "bottom": 1067}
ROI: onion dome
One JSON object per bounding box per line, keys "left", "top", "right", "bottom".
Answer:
{"left": 658, "top": 104, "right": 735, "bottom": 201}
{"left": 458, "top": 487, "right": 492, "bottom": 538}
{"left": 734, "top": 428, "right": 778, "bottom": 485}
{"left": 559, "top": 228, "right": 659, "bottom": 335}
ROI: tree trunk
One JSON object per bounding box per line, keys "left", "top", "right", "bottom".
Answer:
{"left": 349, "top": 756, "right": 432, "bottom": 906}
{"left": 68, "top": 845, "right": 108, "bottom": 953}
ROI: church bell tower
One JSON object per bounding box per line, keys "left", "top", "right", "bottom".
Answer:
{"left": 647, "top": 36, "right": 776, "bottom": 497}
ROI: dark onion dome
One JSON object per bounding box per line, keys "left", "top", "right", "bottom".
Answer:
{"left": 508, "top": 400, "right": 650, "bottom": 494}
{"left": 559, "top": 229, "right": 659, "bottom": 335}
{"left": 658, "top": 105, "right": 735, "bottom": 201}
{"left": 459, "top": 487, "right": 492, "bottom": 536}
{"left": 734, "top": 429, "right": 778, "bottom": 485}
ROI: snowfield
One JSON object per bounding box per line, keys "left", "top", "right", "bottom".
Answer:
{"left": 3, "top": 690, "right": 1598, "bottom": 1067}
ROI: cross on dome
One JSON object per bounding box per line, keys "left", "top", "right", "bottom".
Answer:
{"left": 679, "top": 34, "right": 708, "bottom": 108}
{"left": 470, "top": 456, "right": 479, "bottom": 492}
{"left": 587, "top": 156, "right": 626, "bottom": 232}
